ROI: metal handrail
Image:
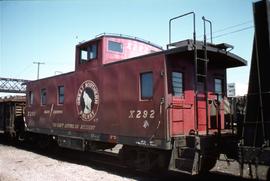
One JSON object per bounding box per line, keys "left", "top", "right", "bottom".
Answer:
{"left": 202, "top": 16, "right": 212, "bottom": 135}
{"left": 202, "top": 16, "right": 213, "bottom": 44}
{"left": 168, "top": 12, "right": 196, "bottom": 49}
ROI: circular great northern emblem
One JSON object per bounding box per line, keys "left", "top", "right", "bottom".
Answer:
{"left": 76, "top": 80, "right": 99, "bottom": 121}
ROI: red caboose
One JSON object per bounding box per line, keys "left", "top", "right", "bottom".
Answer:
{"left": 25, "top": 32, "right": 246, "bottom": 174}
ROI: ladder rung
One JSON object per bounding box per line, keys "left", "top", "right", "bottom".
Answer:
{"left": 197, "top": 58, "right": 208, "bottom": 62}
{"left": 197, "top": 74, "right": 207, "bottom": 77}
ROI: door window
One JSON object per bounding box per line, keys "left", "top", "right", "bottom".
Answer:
{"left": 172, "top": 71, "right": 184, "bottom": 97}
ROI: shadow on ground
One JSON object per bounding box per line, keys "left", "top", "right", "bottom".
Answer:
{"left": 0, "top": 135, "right": 255, "bottom": 181}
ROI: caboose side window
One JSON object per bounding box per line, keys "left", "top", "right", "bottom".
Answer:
{"left": 40, "top": 88, "right": 47, "bottom": 105}
{"left": 80, "top": 44, "right": 97, "bottom": 64}
{"left": 140, "top": 72, "right": 153, "bottom": 100}
{"left": 108, "top": 41, "right": 123, "bottom": 53}
{"left": 172, "top": 72, "right": 184, "bottom": 97}
{"left": 28, "top": 91, "right": 34, "bottom": 105}
{"left": 58, "top": 86, "right": 64, "bottom": 104}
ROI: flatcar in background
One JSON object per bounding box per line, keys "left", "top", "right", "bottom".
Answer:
{"left": 23, "top": 9, "right": 247, "bottom": 173}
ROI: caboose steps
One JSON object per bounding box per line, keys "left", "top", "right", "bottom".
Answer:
{"left": 178, "top": 147, "right": 196, "bottom": 159}
{"left": 175, "top": 158, "right": 194, "bottom": 173}
{"left": 169, "top": 135, "right": 220, "bottom": 175}
{"left": 169, "top": 136, "right": 198, "bottom": 174}
{"left": 174, "top": 135, "right": 196, "bottom": 148}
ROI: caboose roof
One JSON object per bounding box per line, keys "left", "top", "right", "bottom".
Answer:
{"left": 77, "top": 33, "right": 163, "bottom": 50}
{"left": 166, "top": 39, "right": 247, "bottom": 68}
{"left": 103, "top": 38, "right": 247, "bottom": 68}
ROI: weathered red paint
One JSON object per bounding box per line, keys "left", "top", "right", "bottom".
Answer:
{"left": 25, "top": 35, "right": 246, "bottom": 149}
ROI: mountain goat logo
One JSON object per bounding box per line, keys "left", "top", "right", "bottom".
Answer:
{"left": 76, "top": 80, "right": 99, "bottom": 121}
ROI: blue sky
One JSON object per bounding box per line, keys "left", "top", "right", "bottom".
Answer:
{"left": 1, "top": 0, "right": 254, "bottom": 95}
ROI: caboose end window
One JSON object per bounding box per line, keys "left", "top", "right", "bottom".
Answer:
{"left": 214, "top": 78, "right": 223, "bottom": 100}
{"left": 58, "top": 86, "right": 64, "bottom": 104}
{"left": 140, "top": 72, "right": 153, "bottom": 100}
{"left": 41, "top": 88, "right": 47, "bottom": 105}
{"left": 172, "top": 72, "right": 184, "bottom": 97}
{"left": 214, "top": 79, "right": 222, "bottom": 94}
{"left": 28, "top": 91, "right": 34, "bottom": 105}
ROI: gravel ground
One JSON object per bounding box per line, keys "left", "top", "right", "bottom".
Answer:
{"left": 211, "top": 155, "right": 269, "bottom": 180}
{"left": 0, "top": 143, "right": 135, "bottom": 181}
{"left": 0, "top": 139, "right": 269, "bottom": 181}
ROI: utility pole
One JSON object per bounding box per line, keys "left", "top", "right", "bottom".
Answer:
{"left": 33, "top": 61, "right": 45, "bottom": 80}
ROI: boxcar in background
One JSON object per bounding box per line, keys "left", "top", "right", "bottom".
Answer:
{"left": 0, "top": 96, "right": 25, "bottom": 138}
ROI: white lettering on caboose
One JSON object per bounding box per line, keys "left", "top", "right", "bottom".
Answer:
{"left": 129, "top": 109, "right": 155, "bottom": 119}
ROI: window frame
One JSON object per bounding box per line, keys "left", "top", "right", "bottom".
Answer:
{"left": 80, "top": 43, "right": 98, "bottom": 64}
{"left": 28, "top": 91, "right": 34, "bottom": 105}
{"left": 40, "top": 88, "right": 47, "bottom": 106}
{"left": 57, "top": 85, "right": 64, "bottom": 105}
{"left": 214, "top": 78, "right": 224, "bottom": 100}
{"left": 80, "top": 49, "right": 88, "bottom": 61}
{"left": 87, "top": 44, "right": 97, "bottom": 60}
{"left": 214, "top": 78, "right": 223, "bottom": 94}
{"left": 140, "top": 71, "right": 153, "bottom": 100}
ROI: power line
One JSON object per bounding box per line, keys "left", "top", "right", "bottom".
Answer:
{"left": 213, "top": 20, "right": 253, "bottom": 34}
{"left": 198, "top": 20, "right": 253, "bottom": 39}
{"left": 212, "top": 26, "right": 254, "bottom": 40}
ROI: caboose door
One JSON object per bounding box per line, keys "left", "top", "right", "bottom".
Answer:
{"left": 168, "top": 71, "right": 186, "bottom": 136}
{"left": 169, "top": 97, "right": 185, "bottom": 136}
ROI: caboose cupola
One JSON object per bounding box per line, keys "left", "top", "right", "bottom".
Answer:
{"left": 75, "top": 33, "right": 163, "bottom": 71}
